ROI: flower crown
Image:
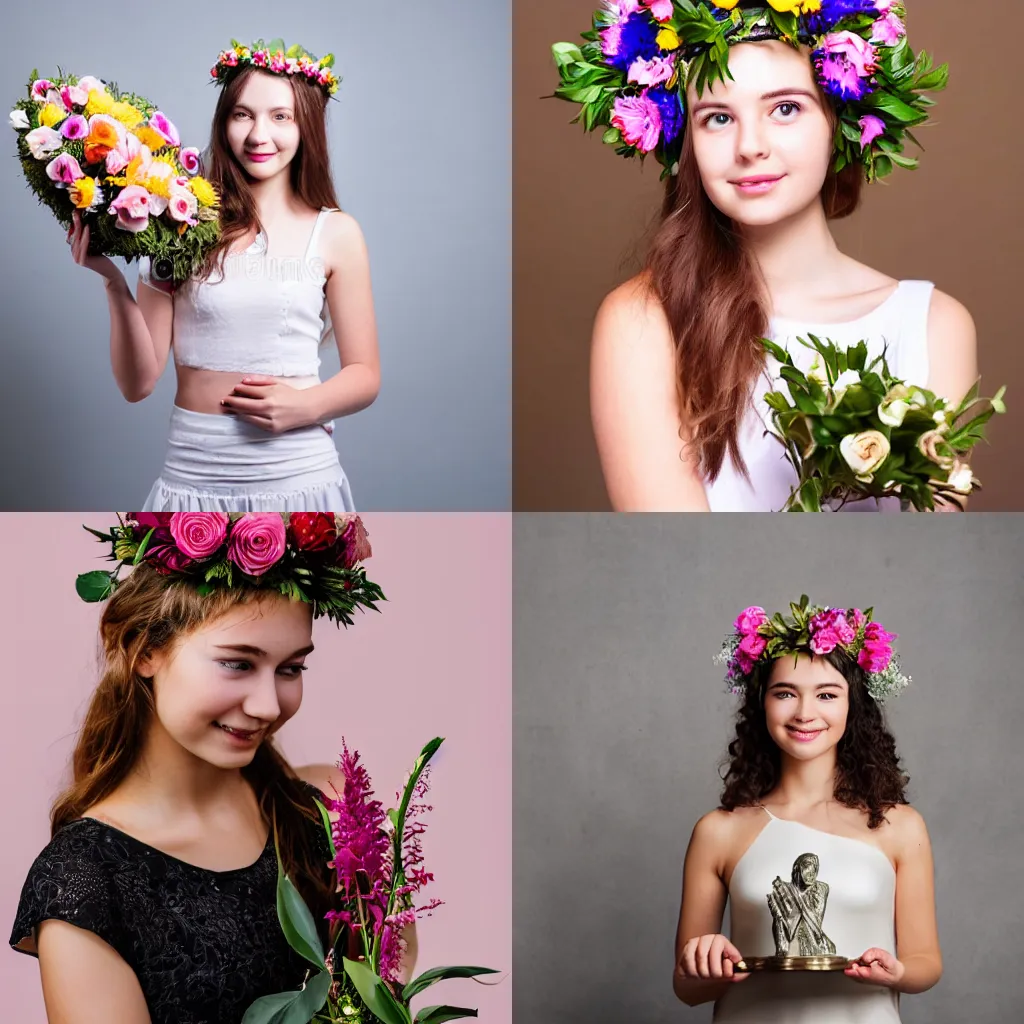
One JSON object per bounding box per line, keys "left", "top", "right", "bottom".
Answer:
{"left": 713, "top": 595, "right": 910, "bottom": 702}
{"left": 75, "top": 513, "right": 384, "bottom": 626}
{"left": 552, "top": 1, "right": 947, "bottom": 181}
{"left": 211, "top": 38, "right": 339, "bottom": 98}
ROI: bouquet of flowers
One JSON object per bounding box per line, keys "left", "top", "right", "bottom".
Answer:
{"left": 761, "top": 336, "right": 1007, "bottom": 511}
{"left": 244, "top": 738, "right": 499, "bottom": 1024}
{"left": 11, "top": 70, "right": 220, "bottom": 284}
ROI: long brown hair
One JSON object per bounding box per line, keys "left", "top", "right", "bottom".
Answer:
{"left": 645, "top": 78, "right": 863, "bottom": 482}
{"left": 719, "top": 650, "right": 909, "bottom": 829}
{"left": 51, "top": 564, "right": 336, "bottom": 931}
{"left": 196, "top": 66, "right": 342, "bottom": 283}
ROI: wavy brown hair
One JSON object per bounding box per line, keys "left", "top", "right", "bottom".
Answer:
{"left": 719, "top": 650, "right": 909, "bottom": 829}
{"left": 50, "top": 564, "right": 337, "bottom": 936}
{"left": 195, "top": 65, "right": 341, "bottom": 284}
{"left": 645, "top": 69, "right": 864, "bottom": 482}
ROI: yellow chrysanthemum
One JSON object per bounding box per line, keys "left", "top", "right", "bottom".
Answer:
{"left": 110, "top": 101, "right": 145, "bottom": 129}
{"left": 39, "top": 103, "right": 65, "bottom": 128}
{"left": 144, "top": 174, "right": 173, "bottom": 199}
{"left": 188, "top": 176, "right": 218, "bottom": 207}
{"left": 767, "top": 0, "right": 804, "bottom": 12}
{"left": 134, "top": 125, "right": 168, "bottom": 152}
{"left": 711, "top": 0, "right": 740, "bottom": 9}
{"left": 656, "top": 27, "right": 681, "bottom": 51}
{"left": 69, "top": 176, "right": 100, "bottom": 210}
{"left": 85, "top": 88, "right": 115, "bottom": 117}
{"left": 122, "top": 152, "right": 149, "bottom": 186}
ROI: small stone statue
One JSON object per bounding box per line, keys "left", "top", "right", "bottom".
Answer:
{"left": 766, "top": 852, "right": 837, "bottom": 957}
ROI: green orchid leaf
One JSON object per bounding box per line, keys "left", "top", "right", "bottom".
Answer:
{"left": 343, "top": 958, "right": 411, "bottom": 1024}
{"left": 276, "top": 870, "right": 326, "bottom": 971}
{"left": 311, "top": 797, "right": 337, "bottom": 860}
{"left": 414, "top": 1007, "right": 480, "bottom": 1024}
{"left": 240, "top": 971, "right": 332, "bottom": 1024}
{"left": 403, "top": 966, "right": 501, "bottom": 1002}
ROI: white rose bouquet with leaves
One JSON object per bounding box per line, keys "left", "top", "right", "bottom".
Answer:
{"left": 762, "top": 335, "right": 1006, "bottom": 512}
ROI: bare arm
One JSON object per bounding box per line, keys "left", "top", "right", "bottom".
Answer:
{"left": 306, "top": 213, "right": 381, "bottom": 422}
{"left": 591, "top": 277, "right": 710, "bottom": 511}
{"left": 673, "top": 811, "right": 749, "bottom": 1007}
{"left": 69, "top": 211, "right": 173, "bottom": 402}
{"left": 37, "top": 919, "right": 151, "bottom": 1024}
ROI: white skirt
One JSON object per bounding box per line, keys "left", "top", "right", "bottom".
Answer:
{"left": 143, "top": 406, "right": 356, "bottom": 512}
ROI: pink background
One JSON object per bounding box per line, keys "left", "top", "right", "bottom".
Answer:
{"left": 0, "top": 514, "right": 511, "bottom": 1023}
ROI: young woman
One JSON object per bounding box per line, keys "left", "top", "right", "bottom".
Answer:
{"left": 674, "top": 602, "right": 941, "bottom": 1022}
{"left": 9, "top": 513, "right": 412, "bottom": 1024}
{"left": 559, "top": 2, "right": 976, "bottom": 510}
{"left": 66, "top": 41, "right": 380, "bottom": 512}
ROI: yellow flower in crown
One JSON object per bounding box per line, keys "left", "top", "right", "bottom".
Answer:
{"left": 711, "top": 0, "right": 741, "bottom": 9}
{"left": 188, "top": 176, "right": 218, "bottom": 207}
{"left": 84, "top": 88, "right": 115, "bottom": 117}
{"left": 39, "top": 102, "right": 65, "bottom": 128}
{"left": 656, "top": 27, "right": 681, "bottom": 50}
{"left": 109, "top": 101, "right": 145, "bottom": 129}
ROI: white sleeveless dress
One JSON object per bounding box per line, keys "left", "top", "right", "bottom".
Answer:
{"left": 137, "top": 207, "right": 356, "bottom": 513}
{"left": 715, "top": 808, "right": 900, "bottom": 1023}
{"left": 705, "top": 280, "right": 935, "bottom": 512}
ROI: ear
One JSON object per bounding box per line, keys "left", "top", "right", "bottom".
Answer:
{"left": 135, "top": 648, "right": 166, "bottom": 679}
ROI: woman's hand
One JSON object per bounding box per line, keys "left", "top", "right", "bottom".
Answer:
{"left": 68, "top": 210, "right": 122, "bottom": 284}
{"left": 845, "top": 948, "right": 905, "bottom": 988}
{"left": 221, "top": 376, "right": 322, "bottom": 434}
{"left": 678, "top": 934, "right": 751, "bottom": 983}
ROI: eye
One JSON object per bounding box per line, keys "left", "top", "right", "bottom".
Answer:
{"left": 701, "top": 111, "right": 732, "bottom": 130}
{"left": 233, "top": 111, "right": 251, "bottom": 120}
{"left": 772, "top": 101, "right": 801, "bottom": 122}
{"left": 278, "top": 664, "right": 307, "bottom": 679}
{"left": 219, "top": 660, "right": 252, "bottom": 672}
{"left": 772, "top": 690, "right": 795, "bottom": 700}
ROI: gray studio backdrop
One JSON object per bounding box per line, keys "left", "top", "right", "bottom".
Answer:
{"left": 0, "top": 0, "right": 509, "bottom": 511}
{"left": 515, "top": 515, "right": 1024, "bottom": 1024}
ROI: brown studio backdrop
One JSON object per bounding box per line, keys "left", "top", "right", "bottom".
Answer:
{"left": 514, "top": 0, "right": 1024, "bottom": 511}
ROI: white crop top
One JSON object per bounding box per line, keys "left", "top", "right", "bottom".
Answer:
{"left": 139, "top": 207, "right": 337, "bottom": 378}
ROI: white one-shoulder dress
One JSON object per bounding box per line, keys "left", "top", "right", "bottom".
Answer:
{"left": 714, "top": 807, "right": 901, "bottom": 1023}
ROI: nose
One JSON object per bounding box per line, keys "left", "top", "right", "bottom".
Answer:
{"left": 240, "top": 672, "right": 281, "bottom": 724}
{"left": 246, "top": 117, "right": 271, "bottom": 144}
{"left": 735, "top": 115, "right": 769, "bottom": 163}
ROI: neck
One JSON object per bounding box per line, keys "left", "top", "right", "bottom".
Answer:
{"left": 247, "top": 168, "right": 296, "bottom": 221}
{"left": 120, "top": 720, "right": 253, "bottom": 821}
{"left": 771, "top": 748, "right": 839, "bottom": 811}
{"left": 737, "top": 198, "right": 842, "bottom": 308}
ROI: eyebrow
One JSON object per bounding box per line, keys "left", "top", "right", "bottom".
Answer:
{"left": 233, "top": 105, "right": 294, "bottom": 114}
{"left": 691, "top": 88, "right": 819, "bottom": 115}
{"left": 214, "top": 643, "right": 315, "bottom": 659}
{"left": 767, "top": 680, "right": 844, "bottom": 691}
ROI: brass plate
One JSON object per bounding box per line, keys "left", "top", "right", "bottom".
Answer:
{"left": 734, "top": 956, "right": 852, "bottom": 972}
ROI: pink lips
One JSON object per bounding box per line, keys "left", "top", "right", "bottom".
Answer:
{"left": 245, "top": 152, "right": 275, "bottom": 163}
{"left": 787, "top": 726, "right": 824, "bottom": 743}
{"left": 216, "top": 722, "right": 261, "bottom": 745}
{"left": 731, "top": 174, "right": 785, "bottom": 195}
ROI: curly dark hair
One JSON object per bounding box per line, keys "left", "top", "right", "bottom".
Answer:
{"left": 719, "top": 650, "right": 908, "bottom": 829}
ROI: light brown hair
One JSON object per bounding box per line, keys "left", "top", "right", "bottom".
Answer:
{"left": 51, "top": 565, "right": 336, "bottom": 933}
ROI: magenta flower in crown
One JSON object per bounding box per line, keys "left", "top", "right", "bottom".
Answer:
{"left": 227, "top": 513, "right": 287, "bottom": 577}
{"left": 170, "top": 512, "right": 228, "bottom": 559}
{"left": 735, "top": 606, "right": 768, "bottom": 636}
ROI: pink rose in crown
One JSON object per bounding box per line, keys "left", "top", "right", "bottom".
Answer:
{"left": 735, "top": 650, "right": 757, "bottom": 676}
{"left": 31, "top": 79, "right": 55, "bottom": 101}
{"left": 819, "top": 31, "right": 878, "bottom": 79}
{"left": 810, "top": 628, "right": 840, "bottom": 655}
{"left": 734, "top": 606, "right": 768, "bottom": 637}
{"left": 228, "top": 513, "right": 287, "bottom": 576}
{"left": 857, "top": 621, "right": 897, "bottom": 672}
{"left": 871, "top": 12, "right": 906, "bottom": 47}
{"left": 628, "top": 55, "right": 676, "bottom": 88}
{"left": 170, "top": 513, "right": 229, "bottom": 560}
{"left": 146, "top": 543, "right": 196, "bottom": 575}
{"left": 644, "top": 0, "right": 673, "bottom": 19}
{"left": 738, "top": 633, "right": 767, "bottom": 661}
{"left": 109, "top": 185, "right": 154, "bottom": 232}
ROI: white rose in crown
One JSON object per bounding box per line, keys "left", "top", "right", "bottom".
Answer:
{"left": 840, "top": 430, "right": 891, "bottom": 481}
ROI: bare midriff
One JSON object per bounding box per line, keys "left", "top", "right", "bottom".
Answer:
{"left": 173, "top": 364, "right": 320, "bottom": 415}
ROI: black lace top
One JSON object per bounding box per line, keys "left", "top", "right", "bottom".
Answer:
{"left": 10, "top": 787, "right": 332, "bottom": 1024}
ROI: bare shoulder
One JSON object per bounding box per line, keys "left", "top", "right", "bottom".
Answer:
{"left": 924, "top": 288, "right": 978, "bottom": 403}
{"left": 324, "top": 209, "right": 368, "bottom": 254}
{"left": 593, "top": 272, "right": 672, "bottom": 350}
{"left": 691, "top": 806, "right": 755, "bottom": 847}
{"left": 883, "top": 803, "right": 931, "bottom": 862}
{"left": 294, "top": 762, "right": 344, "bottom": 798}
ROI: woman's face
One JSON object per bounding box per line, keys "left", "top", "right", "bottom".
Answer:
{"left": 225, "top": 71, "right": 301, "bottom": 180}
{"left": 763, "top": 654, "right": 849, "bottom": 762}
{"left": 139, "top": 597, "right": 314, "bottom": 769}
{"left": 687, "top": 41, "right": 834, "bottom": 228}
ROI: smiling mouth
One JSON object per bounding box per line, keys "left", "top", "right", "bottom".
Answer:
{"left": 214, "top": 722, "right": 261, "bottom": 740}
{"left": 787, "top": 726, "right": 825, "bottom": 741}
